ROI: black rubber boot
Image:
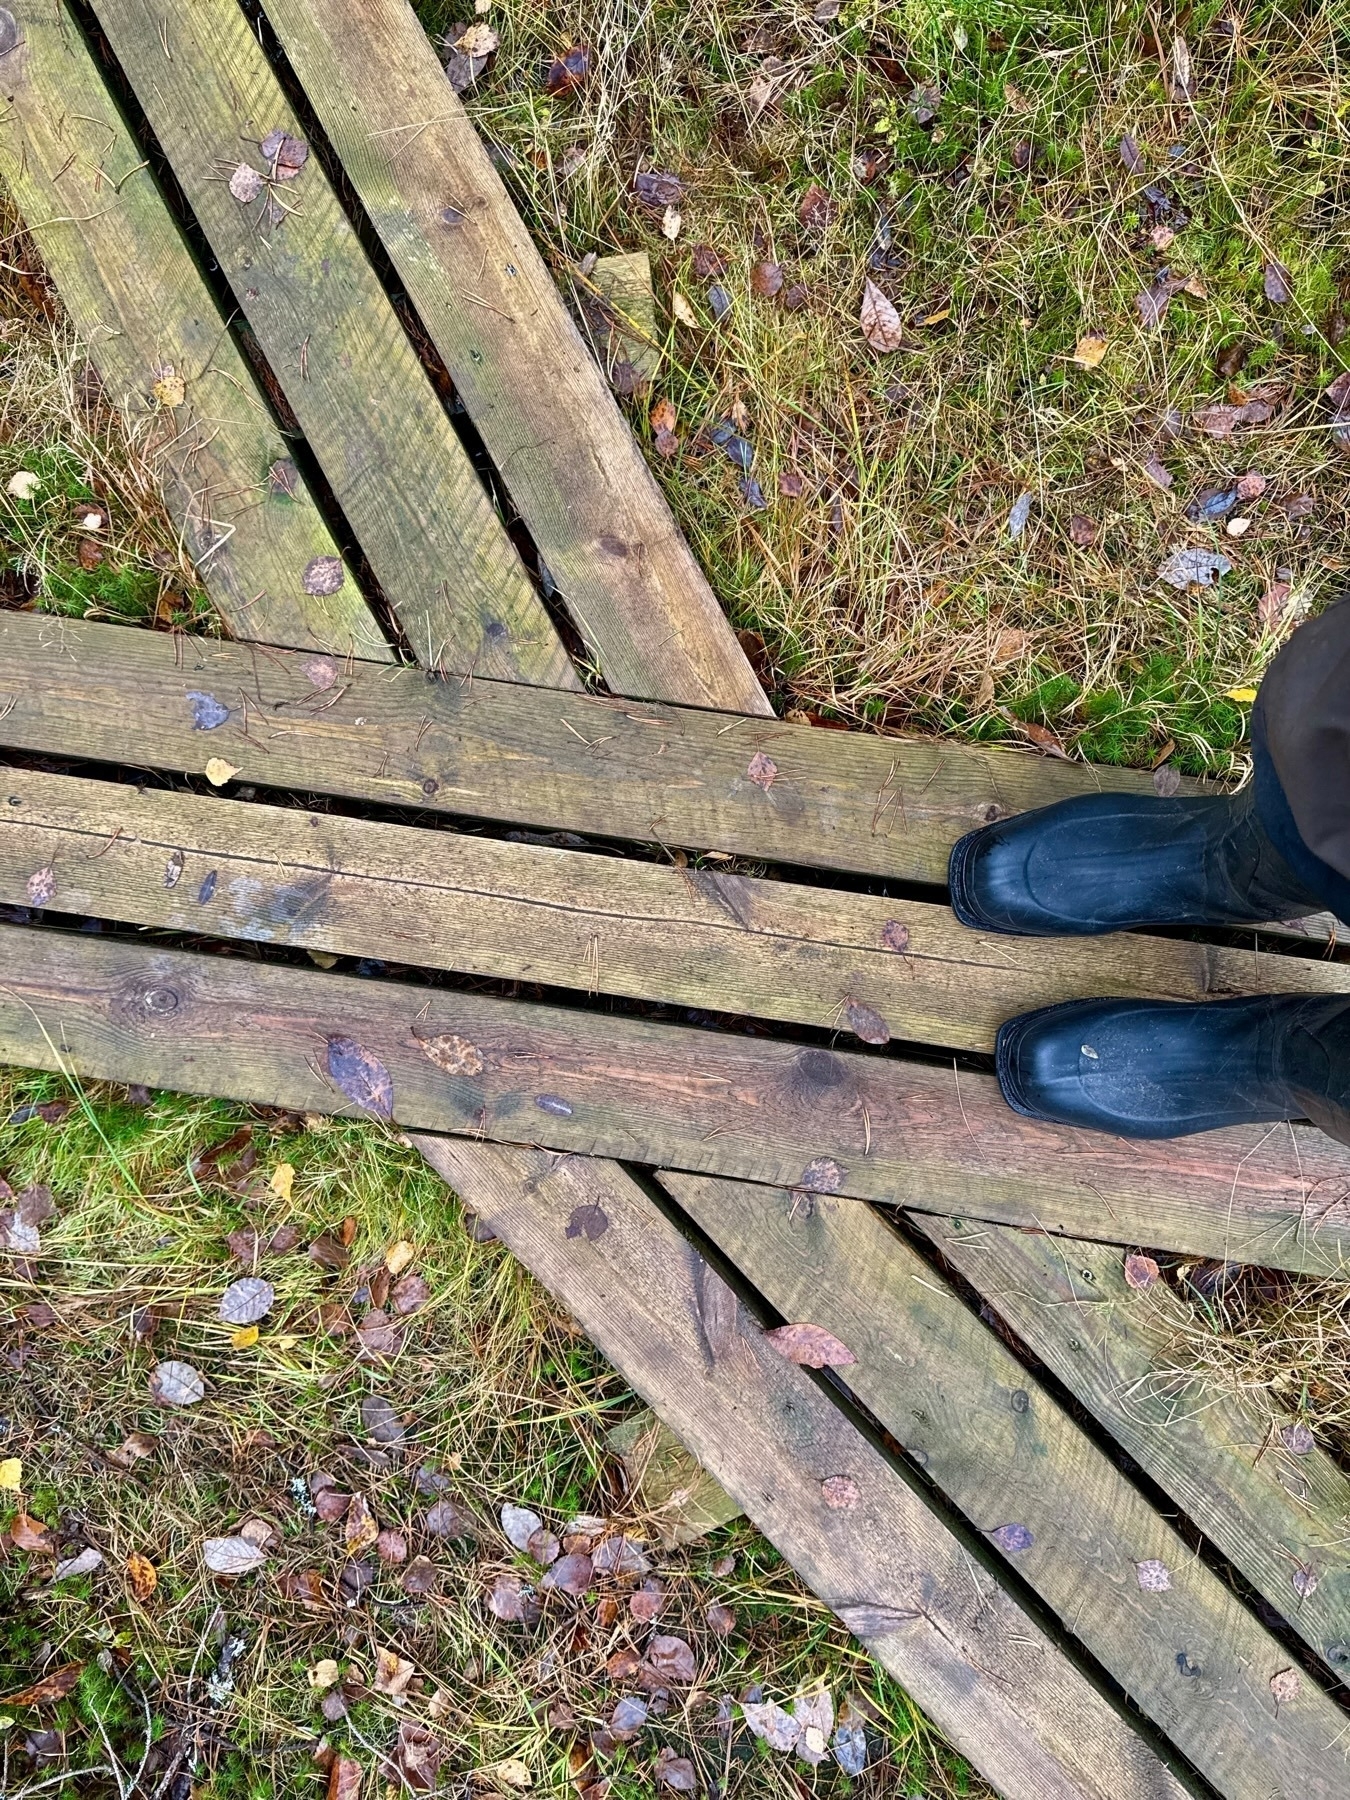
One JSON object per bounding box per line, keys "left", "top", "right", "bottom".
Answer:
{"left": 996, "top": 993, "right": 1350, "bottom": 1146}
{"left": 948, "top": 784, "right": 1324, "bottom": 936}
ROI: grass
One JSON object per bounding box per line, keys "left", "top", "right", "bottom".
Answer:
{"left": 0, "top": 1072, "right": 988, "bottom": 1798}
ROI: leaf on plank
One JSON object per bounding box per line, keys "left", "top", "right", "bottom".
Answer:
{"left": 819, "top": 1475, "right": 859, "bottom": 1510}
{"left": 1123, "top": 1253, "right": 1160, "bottom": 1289}
{"left": 1135, "top": 1558, "right": 1171, "bottom": 1591}
{"left": 302, "top": 555, "right": 345, "bottom": 596}
{"left": 1270, "top": 1667, "right": 1300, "bottom": 1706}
{"left": 26, "top": 866, "right": 55, "bottom": 907}
{"left": 418, "top": 1033, "right": 484, "bottom": 1077}
{"left": 260, "top": 129, "right": 309, "bottom": 181}
{"left": 1279, "top": 1422, "right": 1315, "bottom": 1455}
{"left": 186, "top": 690, "right": 229, "bottom": 730}
{"left": 204, "top": 758, "right": 238, "bottom": 787}
{"left": 764, "top": 1322, "right": 858, "bottom": 1368}
{"left": 564, "top": 1203, "right": 609, "bottom": 1241}
{"left": 747, "top": 750, "right": 778, "bottom": 791}
{"left": 989, "top": 1522, "right": 1034, "bottom": 1553}
{"left": 327, "top": 1037, "right": 393, "bottom": 1118}
{"left": 799, "top": 1156, "right": 845, "bottom": 1193}
{"left": 880, "top": 920, "right": 910, "bottom": 953}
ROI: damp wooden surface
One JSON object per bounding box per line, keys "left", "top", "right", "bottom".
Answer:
{"left": 0, "top": 612, "right": 1218, "bottom": 882}
{"left": 0, "top": 0, "right": 391, "bottom": 660}
{"left": 7, "top": 770, "right": 1350, "bottom": 1058}
{"left": 663, "top": 1170, "right": 1348, "bottom": 1796}
{"left": 3, "top": 923, "right": 1349, "bottom": 1274}
{"left": 84, "top": 0, "right": 577, "bottom": 687}
{"left": 257, "top": 0, "right": 768, "bottom": 714}
{"left": 921, "top": 1215, "right": 1350, "bottom": 1677}
{"left": 411, "top": 1136, "right": 1192, "bottom": 1800}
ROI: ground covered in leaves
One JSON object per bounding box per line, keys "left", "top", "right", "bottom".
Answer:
{"left": 0, "top": 1078, "right": 985, "bottom": 1799}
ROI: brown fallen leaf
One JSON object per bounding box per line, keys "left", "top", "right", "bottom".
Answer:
{"left": 107, "top": 1430, "right": 156, "bottom": 1469}
{"left": 629, "top": 1580, "right": 665, "bottom": 1622}
{"left": 820, "top": 1474, "right": 860, "bottom": 1509}
{"left": 1068, "top": 514, "right": 1099, "bottom": 548}
{"left": 1020, "top": 720, "right": 1070, "bottom": 760}
{"left": 634, "top": 169, "right": 683, "bottom": 209}
{"left": 1123, "top": 1253, "right": 1160, "bottom": 1290}
{"left": 0, "top": 1662, "right": 85, "bottom": 1706}
{"left": 1072, "top": 334, "right": 1108, "bottom": 369}
{"left": 488, "top": 1574, "right": 542, "bottom": 1623}
{"left": 1270, "top": 1666, "right": 1301, "bottom": 1706}
{"left": 373, "top": 1646, "right": 417, "bottom": 1703}
{"left": 390, "top": 1272, "right": 430, "bottom": 1315}
{"left": 25, "top": 866, "right": 55, "bottom": 908}
{"left": 1259, "top": 580, "right": 1293, "bottom": 631}
{"left": 229, "top": 163, "right": 263, "bottom": 203}
{"left": 751, "top": 261, "right": 784, "bottom": 299}
{"left": 544, "top": 43, "right": 590, "bottom": 96}
{"left": 126, "top": 1552, "right": 157, "bottom": 1601}
{"left": 645, "top": 1635, "right": 696, "bottom": 1684}
{"left": 11, "top": 1512, "right": 54, "bottom": 1552}
{"left": 656, "top": 1748, "right": 697, "bottom": 1792}
{"left": 797, "top": 183, "right": 836, "bottom": 230}
{"left": 844, "top": 998, "right": 890, "bottom": 1045}
{"left": 148, "top": 1360, "right": 205, "bottom": 1408}
{"left": 706, "top": 1601, "right": 736, "bottom": 1636}
{"left": 328, "top": 1754, "right": 363, "bottom": 1800}
{"left": 1141, "top": 454, "right": 1174, "bottom": 490}
{"left": 376, "top": 1529, "right": 408, "bottom": 1565}
{"left": 1263, "top": 261, "right": 1293, "bottom": 305}
{"left": 859, "top": 279, "right": 903, "bottom": 353}
{"left": 327, "top": 1037, "right": 394, "bottom": 1118}
{"left": 764, "top": 1322, "right": 858, "bottom": 1368}
{"left": 543, "top": 1551, "right": 593, "bottom": 1595}
{"left": 747, "top": 750, "right": 778, "bottom": 791}
{"left": 344, "top": 1494, "right": 380, "bottom": 1557}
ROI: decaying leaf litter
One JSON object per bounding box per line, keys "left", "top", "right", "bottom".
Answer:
{"left": 0, "top": 1077, "right": 985, "bottom": 1797}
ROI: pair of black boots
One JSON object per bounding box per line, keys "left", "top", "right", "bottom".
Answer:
{"left": 950, "top": 786, "right": 1350, "bottom": 1146}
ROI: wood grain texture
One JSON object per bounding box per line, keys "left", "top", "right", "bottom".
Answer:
{"left": 3, "top": 923, "right": 1349, "bottom": 1273}
{"left": 0, "top": 612, "right": 1212, "bottom": 884}
{"left": 411, "top": 1136, "right": 1191, "bottom": 1800}
{"left": 256, "top": 0, "right": 770, "bottom": 715}
{"left": 85, "top": 0, "right": 577, "bottom": 687}
{"left": 920, "top": 1215, "right": 1350, "bottom": 1677}
{"left": 664, "top": 1170, "right": 1349, "bottom": 1797}
{"left": 0, "top": 0, "right": 390, "bottom": 659}
{"left": 7, "top": 769, "right": 1348, "bottom": 1057}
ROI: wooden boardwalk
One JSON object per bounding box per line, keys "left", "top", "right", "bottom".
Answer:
{"left": 2, "top": 2, "right": 1349, "bottom": 1793}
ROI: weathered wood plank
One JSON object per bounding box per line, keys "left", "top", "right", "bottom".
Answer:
{"left": 0, "top": 0, "right": 391, "bottom": 659}
{"left": 2, "top": 923, "right": 1348, "bottom": 1273}
{"left": 7, "top": 769, "right": 1349, "bottom": 1057}
{"left": 256, "top": 0, "right": 770, "bottom": 715}
{"left": 411, "top": 1136, "right": 1191, "bottom": 1800}
{"left": 664, "top": 1170, "right": 1349, "bottom": 1794}
{"left": 84, "top": 0, "right": 577, "bottom": 687}
{"left": 919, "top": 1215, "right": 1350, "bottom": 1677}
{"left": 0, "top": 611, "right": 1190, "bottom": 882}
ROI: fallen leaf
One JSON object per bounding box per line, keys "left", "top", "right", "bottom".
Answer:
{"left": 11, "top": 1512, "right": 52, "bottom": 1551}
{"left": 881, "top": 920, "right": 910, "bottom": 953}
{"left": 1124, "top": 1253, "right": 1160, "bottom": 1289}
{"left": 844, "top": 998, "right": 890, "bottom": 1045}
{"left": 302, "top": 555, "right": 345, "bottom": 596}
{"left": 542, "top": 1551, "right": 593, "bottom": 1594}
{"left": 747, "top": 750, "right": 778, "bottom": 791}
{"left": 6, "top": 469, "right": 40, "bottom": 500}
{"left": 989, "top": 1522, "right": 1034, "bottom": 1553}
{"left": 385, "top": 1240, "right": 415, "bottom": 1277}
{"left": 152, "top": 368, "right": 186, "bottom": 407}
{"left": 203, "top": 1536, "right": 267, "bottom": 1575}
{"left": 219, "top": 1275, "right": 275, "bottom": 1326}
{"left": 706, "top": 1601, "right": 736, "bottom": 1636}
{"left": 260, "top": 129, "right": 309, "bottom": 180}
{"left": 751, "top": 261, "right": 784, "bottom": 299}
{"left": 327, "top": 1755, "right": 362, "bottom": 1800}
{"left": 231, "top": 1324, "right": 259, "bottom": 1349}
{"left": 629, "top": 1580, "right": 665, "bottom": 1622}
{"left": 1020, "top": 720, "right": 1070, "bottom": 760}
{"left": 204, "top": 757, "right": 239, "bottom": 786}
{"left": 344, "top": 1493, "right": 380, "bottom": 1557}
{"left": 279, "top": 1567, "right": 327, "bottom": 1609}
{"left": 820, "top": 1474, "right": 859, "bottom": 1509}
{"left": 634, "top": 170, "right": 683, "bottom": 209}
{"left": 327, "top": 1037, "right": 394, "bottom": 1118}
{"left": 425, "top": 1497, "right": 475, "bottom": 1537}
{"left": 1148, "top": 224, "right": 1175, "bottom": 251}
{"left": 373, "top": 1646, "right": 417, "bottom": 1704}
{"left": 670, "top": 291, "right": 698, "bottom": 328}
{"left": 609, "top": 1694, "right": 648, "bottom": 1740}
{"left": 77, "top": 535, "right": 103, "bottom": 570}
{"left": 491, "top": 1759, "right": 533, "bottom": 1790}
{"left": 0, "top": 1455, "right": 22, "bottom": 1490}
{"left": 1270, "top": 1667, "right": 1300, "bottom": 1706}
{"left": 1167, "top": 33, "right": 1193, "bottom": 99}
{"left": 1263, "top": 261, "right": 1293, "bottom": 305}
{"left": 108, "top": 1431, "right": 155, "bottom": 1469}
{"left": 26, "top": 866, "right": 55, "bottom": 907}
{"left": 1193, "top": 385, "right": 1286, "bottom": 436}
{"left": 126, "top": 1552, "right": 157, "bottom": 1601}
{"left": 502, "top": 1504, "right": 544, "bottom": 1551}
{"left": 1186, "top": 485, "right": 1239, "bottom": 522}
{"left": 798, "top": 183, "right": 837, "bottom": 230}
{"left": 793, "top": 1690, "right": 834, "bottom": 1765}
{"left": 402, "top": 1555, "right": 439, "bottom": 1595}
{"left": 488, "top": 1574, "right": 542, "bottom": 1624}
{"left": 564, "top": 1202, "right": 610, "bottom": 1241}
{"left": 1157, "top": 547, "right": 1232, "bottom": 590}
{"left": 269, "top": 1162, "right": 295, "bottom": 1202}
{"left": 1259, "top": 581, "right": 1293, "bottom": 631}
{"left": 799, "top": 1156, "right": 846, "bottom": 1193}
{"left": 1142, "top": 454, "right": 1174, "bottom": 490}
{"left": 149, "top": 1360, "right": 205, "bottom": 1407}
{"left": 742, "top": 1698, "right": 799, "bottom": 1751}
{"left": 1135, "top": 1559, "right": 1171, "bottom": 1591}
{"left": 1279, "top": 1422, "right": 1316, "bottom": 1455}
{"left": 764, "top": 1322, "right": 858, "bottom": 1368}
{"left": 655, "top": 1749, "right": 696, "bottom": 1791}
{"left": 1072, "top": 334, "right": 1108, "bottom": 369}
{"left": 1292, "top": 1565, "right": 1319, "bottom": 1599}
{"left": 1226, "top": 515, "right": 1252, "bottom": 537}
{"left": 309, "top": 1658, "right": 340, "bottom": 1691}
{"left": 860, "top": 279, "right": 903, "bottom": 353}
{"left": 229, "top": 163, "right": 263, "bottom": 203}
{"left": 1007, "top": 492, "right": 1032, "bottom": 539}
{"left": 377, "top": 1528, "right": 408, "bottom": 1565}
{"left": 544, "top": 43, "right": 590, "bottom": 95}
{"left": 833, "top": 1717, "right": 868, "bottom": 1775}
{"left": 646, "top": 1635, "right": 696, "bottom": 1684}
{"left": 391, "top": 1272, "right": 430, "bottom": 1315}
{"left": 1068, "top": 514, "right": 1099, "bottom": 547}
{"left": 0, "top": 1663, "right": 84, "bottom": 1706}
{"left": 361, "top": 1394, "right": 405, "bottom": 1446}
{"left": 592, "top": 1533, "right": 650, "bottom": 1577}
{"left": 527, "top": 1527, "right": 561, "bottom": 1566}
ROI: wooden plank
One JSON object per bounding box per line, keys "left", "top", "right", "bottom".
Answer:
{"left": 84, "top": 0, "right": 578, "bottom": 688}
{"left": 410, "top": 1136, "right": 1192, "bottom": 1800}
{"left": 919, "top": 1215, "right": 1350, "bottom": 1676}
{"left": 2, "top": 922, "right": 1349, "bottom": 1273}
{"left": 254, "top": 0, "right": 771, "bottom": 716}
{"left": 0, "top": 0, "right": 391, "bottom": 660}
{"left": 8, "top": 769, "right": 1350, "bottom": 1058}
{"left": 663, "top": 1170, "right": 1349, "bottom": 1796}
{"left": 0, "top": 611, "right": 1192, "bottom": 883}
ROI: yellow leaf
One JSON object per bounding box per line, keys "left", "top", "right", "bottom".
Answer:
{"left": 307, "top": 950, "right": 339, "bottom": 970}
{"left": 126, "top": 1552, "right": 157, "bottom": 1601}
{"left": 204, "top": 757, "right": 239, "bottom": 786}
{"left": 1225, "top": 687, "right": 1258, "bottom": 703}
{"left": 308, "top": 1658, "right": 340, "bottom": 1690}
{"left": 231, "top": 1324, "right": 259, "bottom": 1349}
{"left": 1072, "top": 333, "right": 1108, "bottom": 369}
{"left": 385, "top": 1240, "right": 415, "bottom": 1277}
{"left": 269, "top": 1162, "right": 295, "bottom": 1202}
{"left": 151, "top": 368, "right": 186, "bottom": 408}
{"left": 272, "top": 1334, "right": 299, "bottom": 1350}
{"left": 0, "top": 1457, "right": 21, "bottom": 1490}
